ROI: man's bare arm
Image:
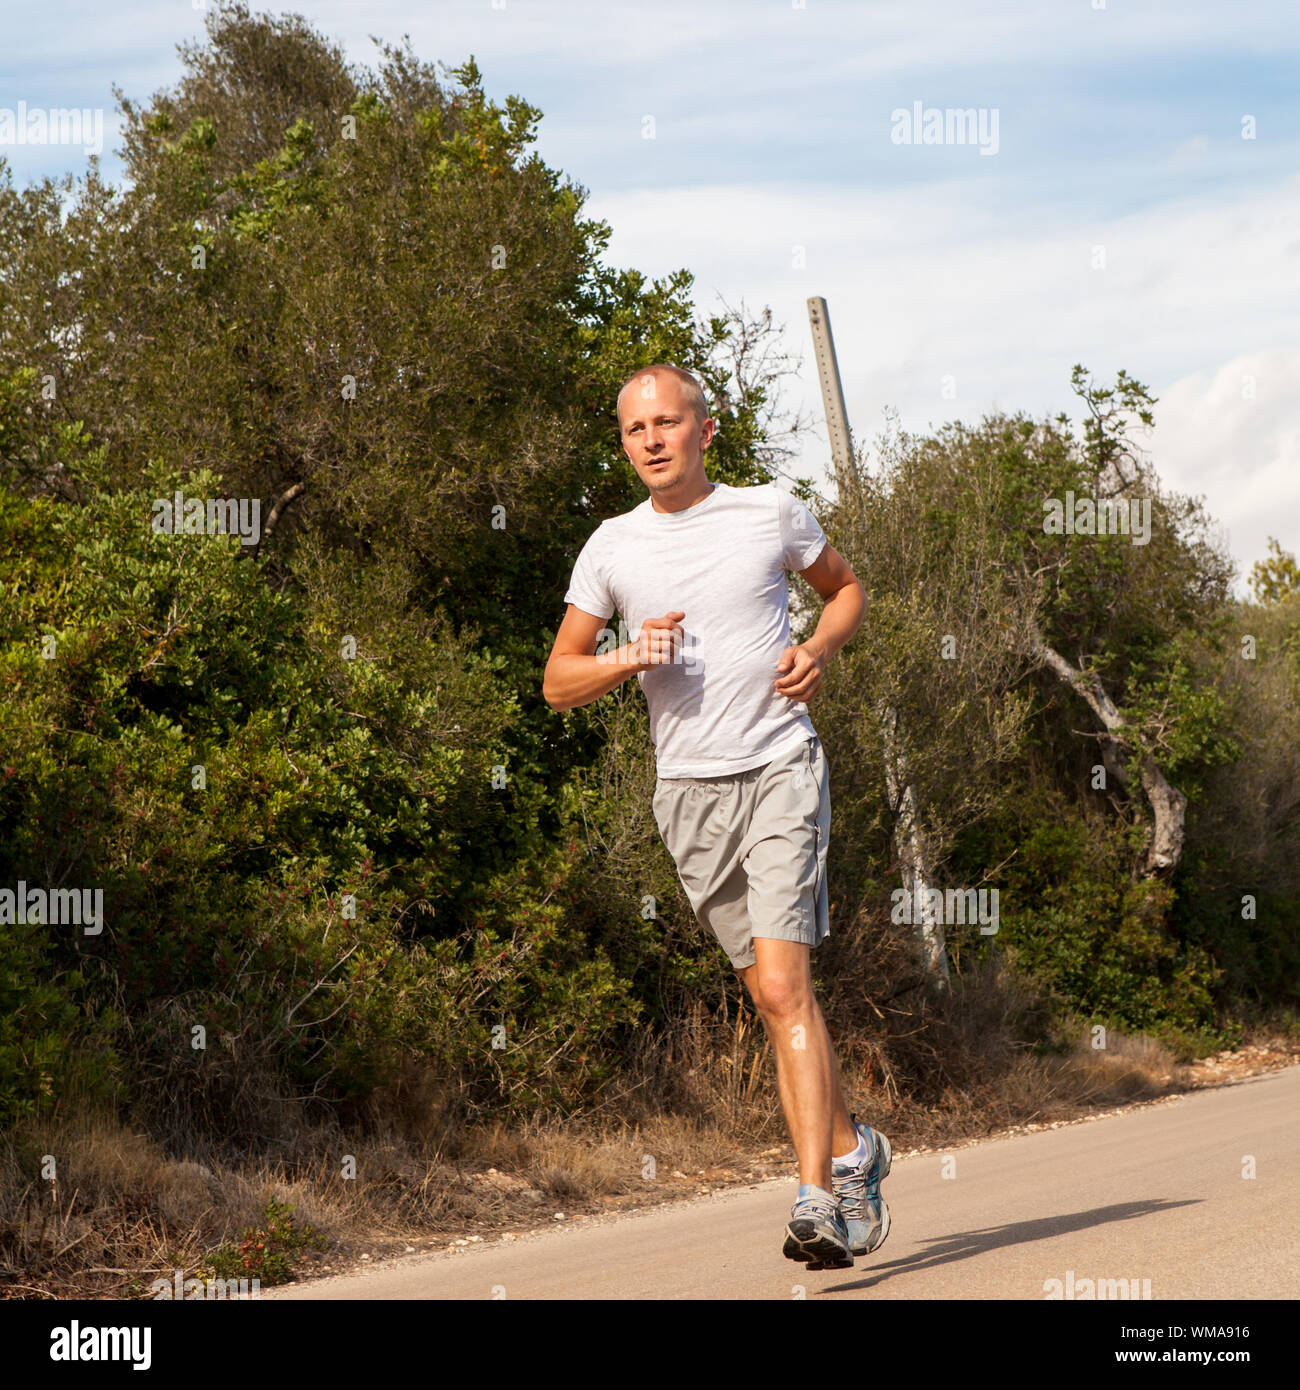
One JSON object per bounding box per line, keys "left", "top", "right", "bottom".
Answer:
{"left": 774, "top": 543, "right": 866, "bottom": 703}
{"left": 543, "top": 606, "right": 685, "bottom": 712}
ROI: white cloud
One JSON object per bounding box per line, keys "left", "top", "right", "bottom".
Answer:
{"left": 1153, "top": 351, "right": 1300, "bottom": 593}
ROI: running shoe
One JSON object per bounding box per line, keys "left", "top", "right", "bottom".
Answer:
{"left": 832, "top": 1114, "right": 892, "bottom": 1255}
{"left": 782, "top": 1184, "right": 854, "bottom": 1270}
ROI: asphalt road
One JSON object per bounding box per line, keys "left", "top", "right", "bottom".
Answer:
{"left": 267, "top": 1064, "right": 1299, "bottom": 1300}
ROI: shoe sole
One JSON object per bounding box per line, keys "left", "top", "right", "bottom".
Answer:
{"left": 783, "top": 1220, "right": 854, "bottom": 1270}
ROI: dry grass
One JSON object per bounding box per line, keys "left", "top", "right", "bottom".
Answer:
{"left": 3, "top": 972, "right": 1290, "bottom": 1299}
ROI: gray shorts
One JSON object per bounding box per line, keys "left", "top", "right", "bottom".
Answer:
{"left": 651, "top": 734, "right": 831, "bottom": 970}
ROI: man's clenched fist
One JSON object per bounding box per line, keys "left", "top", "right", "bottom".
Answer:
{"left": 635, "top": 611, "right": 686, "bottom": 669}
{"left": 773, "top": 642, "right": 825, "bottom": 703}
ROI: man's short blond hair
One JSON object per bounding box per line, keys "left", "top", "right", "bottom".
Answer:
{"left": 616, "top": 364, "right": 710, "bottom": 425}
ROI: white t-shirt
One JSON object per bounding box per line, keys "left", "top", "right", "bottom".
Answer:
{"left": 562, "top": 481, "right": 829, "bottom": 778}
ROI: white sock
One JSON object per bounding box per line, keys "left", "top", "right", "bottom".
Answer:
{"left": 834, "top": 1130, "right": 868, "bottom": 1167}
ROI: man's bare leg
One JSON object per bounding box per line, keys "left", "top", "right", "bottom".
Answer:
{"left": 737, "top": 938, "right": 859, "bottom": 1190}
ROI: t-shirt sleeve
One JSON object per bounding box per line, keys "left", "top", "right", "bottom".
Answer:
{"left": 777, "top": 487, "right": 829, "bottom": 572}
{"left": 562, "top": 528, "right": 615, "bottom": 620}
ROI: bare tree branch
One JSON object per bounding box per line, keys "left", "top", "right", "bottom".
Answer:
{"left": 1028, "top": 622, "right": 1187, "bottom": 875}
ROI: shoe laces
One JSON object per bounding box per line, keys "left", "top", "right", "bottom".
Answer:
{"left": 832, "top": 1131, "right": 881, "bottom": 1220}
{"left": 792, "top": 1188, "right": 841, "bottom": 1223}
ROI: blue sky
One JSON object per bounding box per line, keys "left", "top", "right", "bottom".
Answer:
{"left": 4, "top": 0, "right": 1298, "bottom": 593}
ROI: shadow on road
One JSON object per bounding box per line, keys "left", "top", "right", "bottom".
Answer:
{"left": 822, "top": 1199, "right": 1200, "bottom": 1295}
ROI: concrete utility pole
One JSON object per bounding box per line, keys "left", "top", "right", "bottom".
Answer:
{"left": 806, "top": 295, "right": 950, "bottom": 991}
{"left": 805, "top": 296, "right": 857, "bottom": 498}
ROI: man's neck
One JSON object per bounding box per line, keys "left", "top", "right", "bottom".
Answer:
{"left": 649, "top": 479, "right": 716, "bottom": 515}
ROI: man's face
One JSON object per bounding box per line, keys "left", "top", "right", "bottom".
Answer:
{"left": 618, "top": 373, "right": 714, "bottom": 497}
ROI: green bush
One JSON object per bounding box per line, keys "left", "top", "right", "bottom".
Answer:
{"left": 201, "top": 1196, "right": 326, "bottom": 1285}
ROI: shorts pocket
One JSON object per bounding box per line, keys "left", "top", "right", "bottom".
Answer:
{"left": 651, "top": 779, "right": 677, "bottom": 837}
{"left": 790, "top": 739, "right": 818, "bottom": 799}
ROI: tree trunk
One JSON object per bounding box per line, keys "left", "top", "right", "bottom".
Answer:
{"left": 879, "top": 702, "right": 951, "bottom": 989}
{"left": 1028, "top": 624, "right": 1187, "bottom": 875}
{"left": 257, "top": 480, "right": 308, "bottom": 554}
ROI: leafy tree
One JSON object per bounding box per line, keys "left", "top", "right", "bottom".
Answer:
{"left": 1249, "top": 537, "right": 1300, "bottom": 606}
{"left": 0, "top": 2, "right": 790, "bottom": 947}
{"left": 813, "top": 369, "right": 1240, "bottom": 1038}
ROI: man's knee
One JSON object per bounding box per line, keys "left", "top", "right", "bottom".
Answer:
{"left": 747, "top": 969, "right": 813, "bottom": 1021}
{"left": 736, "top": 963, "right": 767, "bottom": 1016}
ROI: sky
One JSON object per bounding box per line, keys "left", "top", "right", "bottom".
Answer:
{"left": 3, "top": 0, "right": 1298, "bottom": 595}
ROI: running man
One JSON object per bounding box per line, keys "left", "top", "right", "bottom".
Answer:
{"left": 543, "top": 364, "right": 892, "bottom": 1270}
